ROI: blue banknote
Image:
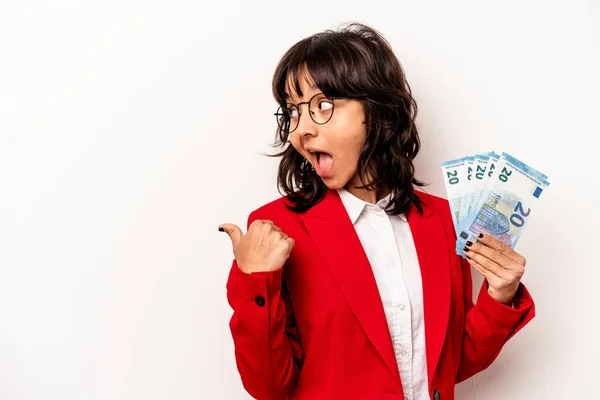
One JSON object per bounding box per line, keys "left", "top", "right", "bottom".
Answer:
{"left": 441, "top": 156, "right": 470, "bottom": 232}
{"left": 453, "top": 153, "right": 550, "bottom": 257}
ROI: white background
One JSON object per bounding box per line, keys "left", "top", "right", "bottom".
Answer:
{"left": 1, "top": 0, "right": 599, "bottom": 399}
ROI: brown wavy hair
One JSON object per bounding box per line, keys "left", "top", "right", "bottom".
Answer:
{"left": 263, "top": 22, "right": 429, "bottom": 216}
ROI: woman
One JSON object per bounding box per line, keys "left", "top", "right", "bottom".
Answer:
{"left": 218, "top": 22, "right": 534, "bottom": 400}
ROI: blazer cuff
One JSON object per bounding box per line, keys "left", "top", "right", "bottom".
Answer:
{"left": 226, "top": 259, "right": 284, "bottom": 310}
{"left": 476, "top": 280, "right": 535, "bottom": 328}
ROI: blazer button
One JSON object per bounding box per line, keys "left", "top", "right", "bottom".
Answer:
{"left": 433, "top": 390, "right": 440, "bottom": 400}
{"left": 255, "top": 296, "right": 265, "bottom": 307}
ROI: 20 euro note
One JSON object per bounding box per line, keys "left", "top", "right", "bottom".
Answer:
{"left": 458, "top": 153, "right": 491, "bottom": 233}
{"left": 456, "top": 156, "right": 475, "bottom": 228}
{"left": 460, "top": 152, "right": 549, "bottom": 235}
{"left": 459, "top": 151, "right": 501, "bottom": 233}
{"left": 455, "top": 153, "right": 550, "bottom": 257}
{"left": 455, "top": 152, "right": 550, "bottom": 254}
{"left": 441, "top": 156, "right": 471, "bottom": 232}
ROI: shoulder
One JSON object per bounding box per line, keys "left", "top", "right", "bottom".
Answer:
{"left": 415, "top": 189, "right": 450, "bottom": 213}
{"left": 414, "top": 189, "right": 454, "bottom": 233}
{"left": 245, "top": 189, "right": 453, "bottom": 229}
{"left": 245, "top": 191, "right": 302, "bottom": 228}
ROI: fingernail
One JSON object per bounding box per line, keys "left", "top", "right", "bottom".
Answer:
{"left": 218, "top": 227, "right": 224, "bottom": 232}
{"left": 466, "top": 240, "right": 473, "bottom": 247}
{"left": 466, "top": 255, "right": 471, "bottom": 259}
{"left": 463, "top": 246, "right": 470, "bottom": 252}
{"left": 478, "top": 233, "right": 484, "bottom": 238}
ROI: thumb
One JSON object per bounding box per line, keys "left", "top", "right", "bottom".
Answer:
{"left": 218, "top": 223, "right": 244, "bottom": 247}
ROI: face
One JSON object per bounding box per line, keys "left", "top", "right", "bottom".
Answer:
{"left": 285, "top": 68, "right": 370, "bottom": 192}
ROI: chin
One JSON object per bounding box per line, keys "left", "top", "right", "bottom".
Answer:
{"left": 321, "top": 178, "right": 348, "bottom": 190}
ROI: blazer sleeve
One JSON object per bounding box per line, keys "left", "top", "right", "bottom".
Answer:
{"left": 455, "top": 254, "right": 535, "bottom": 383}
{"left": 226, "top": 210, "right": 303, "bottom": 400}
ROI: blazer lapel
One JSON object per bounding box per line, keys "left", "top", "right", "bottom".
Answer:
{"left": 298, "top": 188, "right": 400, "bottom": 385}
{"left": 406, "top": 191, "right": 451, "bottom": 388}
{"left": 298, "top": 188, "right": 451, "bottom": 389}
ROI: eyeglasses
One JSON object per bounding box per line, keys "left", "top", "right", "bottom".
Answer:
{"left": 274, "top": 92, "right": 349, "bottom": 134}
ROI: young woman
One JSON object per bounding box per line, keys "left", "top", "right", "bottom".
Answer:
{"left": 219, "top": 22, "right": 534, "bottom": 400}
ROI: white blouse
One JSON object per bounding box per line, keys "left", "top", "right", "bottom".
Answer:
{"left": 337, "top": 188, "right": 429, "bottom": 400}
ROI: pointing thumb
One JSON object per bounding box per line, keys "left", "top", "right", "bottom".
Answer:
{"left": 218, "top": 223, "right": 243, "bottom": 247}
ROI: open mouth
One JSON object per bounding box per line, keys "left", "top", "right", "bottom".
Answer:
{"left": 308, "top": 150, "right": 334, "bottom": 177}
{"left": 308, "top": 150, "right": 326, "bottom": 164}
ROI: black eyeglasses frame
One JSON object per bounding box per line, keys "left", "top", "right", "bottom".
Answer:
{"left": 274, "top": 92, "right": 351, "bottom": 134}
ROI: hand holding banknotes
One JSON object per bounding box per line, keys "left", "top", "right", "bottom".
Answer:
{"left": 442, "top": 151, "right": 550, "bottom": 305}
{"left": 462, "top": 232, "right": 526, "bottom": 305}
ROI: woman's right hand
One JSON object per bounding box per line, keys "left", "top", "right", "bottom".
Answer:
{"left": 219, "top": 219, "right": 295, "bottom": 274}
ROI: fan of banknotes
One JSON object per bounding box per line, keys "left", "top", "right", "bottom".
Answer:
{"left": 441, "top": 151, "right": 550, "bottom": 258}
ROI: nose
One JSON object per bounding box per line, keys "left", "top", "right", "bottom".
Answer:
{"left": 294, "top": 103, "right": 318, "bottom": 140}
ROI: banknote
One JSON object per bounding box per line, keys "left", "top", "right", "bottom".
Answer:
{"left": 454, "top": 153, "right": 550, "bottom": 257}
{"left": 458, "top": 151, "right": 501, "bottom": 233}
{"left": 456, "top": 156, "right": 475, "bottom": 228}
{"left": 441, "top": 156, "right": 470, "bottom": 232}
{"left": 458, "top": 153, "right": 491, "bottom": 233}
{"left": 468, "top": 151, "right": 501, "bottom": 220}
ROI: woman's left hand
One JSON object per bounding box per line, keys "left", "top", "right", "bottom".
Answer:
{"left": 462, "top": 233, "right": 526, "bottom": 306}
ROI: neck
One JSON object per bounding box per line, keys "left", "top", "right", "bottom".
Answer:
{"left": 342, "top": 161, "right": 392, "bottom": 204}
{"left": 343, "top": 184, "right": 391, "bottom": 205}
